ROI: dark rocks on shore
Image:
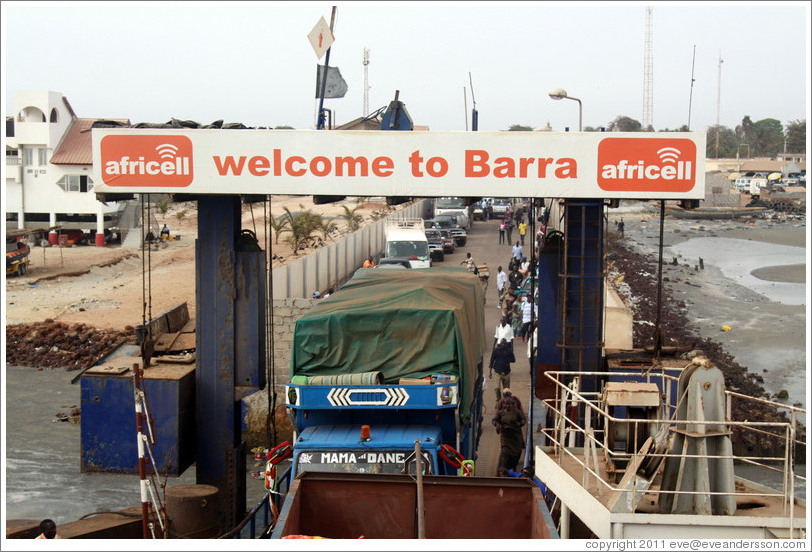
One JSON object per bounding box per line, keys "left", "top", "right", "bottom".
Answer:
{"left": 5, "top": 320, "right": 136, "bottom": 370}
{"left": 607, "top": 236, "right": 806, "bottom": 460}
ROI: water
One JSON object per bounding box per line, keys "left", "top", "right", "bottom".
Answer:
{"left": 3, "top": 364, "right": 267, "bottom": 527}
{"left": 666, "top": 237, "right": 806, "bottom": 306}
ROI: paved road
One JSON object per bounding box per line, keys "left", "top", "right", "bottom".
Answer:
{"left": 449, "top": 216, "right": 534, "bottom": 477}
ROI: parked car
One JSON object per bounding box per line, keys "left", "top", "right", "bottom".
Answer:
{"left": 490, "top": 197, "right": 513, "bottom": 215}
{"left": 425, "top": 216, "right": 467, "bottom": 247}
{"left": 437, "top": 229, "right": 456, "bottom": 253}
{"left": 424, "top": 229, "right": 446, "bottom": 262}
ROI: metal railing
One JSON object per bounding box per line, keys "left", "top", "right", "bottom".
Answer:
{"left": 539, "top": 368, "right": 805, "bottom": 520}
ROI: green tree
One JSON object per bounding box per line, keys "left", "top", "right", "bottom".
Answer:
{"left": 338, "top": 200, "right": 364, "bottom": 232}
{"left": 608, "top": 116, "right": 642, "bottom": 132}
{"left": 507, "top": 124, "right": 534, "bottom": 131}
{"left": 316, "top": 217, "right": 338, "bottom": 242}
{"left": 281, "top": 205, "right": 321, "bottom": 254}
{"left": 269, "top": 215, "right": 289, "bottom": 245}
{"left": 747, "top": 118, "right": 783, "bottom": 157}
{"left": 705, "top": 125, "right": 739, "bottom": 158}
{"left": 785, "top": 120, "right": 806, "bottom": 153}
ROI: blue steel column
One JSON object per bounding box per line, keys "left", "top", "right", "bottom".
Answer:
{"left": 560, "top": 199, "right": 605, "bottom": 399}
{"left": 195, "top": 196, "right": 243, "bottom": 531}
{"left": 536, "top": 232, "right": 562, "bottom": 401}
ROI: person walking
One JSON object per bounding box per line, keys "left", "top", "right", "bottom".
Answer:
{"left": 505, "top": 217, "right": 515, "bottom": 244}
{"left": 618, "top": 218, "right": 625, "bottom": 237}
{"left": 498, "top": 220, "right": 506, "bottom": 244}
{"left": 461, "top": 252, "right": 477, "bottom": 274}
{"left": 489, "top": 338, "right": 515, "bottom": 403}
{"left": 512, "top": 241, "right": 523, "bottom": 261}
{"left": 510, "top": 293, "right": 523, "bottom": 337}
{"left": 519, "top": 294, "right": 533, "bottom": 341}
{"left": 493, "top": 316, "right": 514, "bottom": 349}
{"left": 495, "top": 266, "right": 507, "bottom": 306}
{"left": 492, "top": 389, "right": 527, "bottom": 472}
{"left": 518, "top": 221, "right": 527, "bottom": 245}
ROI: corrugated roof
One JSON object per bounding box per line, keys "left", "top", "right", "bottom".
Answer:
{"left": 50, "top": 117, "right": 130, "bottom": 165}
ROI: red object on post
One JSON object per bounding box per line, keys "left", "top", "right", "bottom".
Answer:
{"left": 95, "top": 232, "right": 105, "bottom": 247}
{"left": 48, "top": 232, "right": 59, "bottom": 246}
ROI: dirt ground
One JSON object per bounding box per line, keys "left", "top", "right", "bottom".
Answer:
{"left": 5, "top": 195, "right": 395, "bottom": 331}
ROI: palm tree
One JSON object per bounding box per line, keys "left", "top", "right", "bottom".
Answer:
{"left": 282, "top": 205, "right": 323, "bottom": 254}
{"left": 269, "top": 215, "right": 289, "bottom": 245}
{"left": 316, "top": 217, "right": 338, "bottom": 242}
{"left": 338, "top": 200, "right": 364, "bottom": 232}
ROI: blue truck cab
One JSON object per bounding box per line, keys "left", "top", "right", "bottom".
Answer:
{"left": 286, "top": 378, "right": 479, "bottom": 477}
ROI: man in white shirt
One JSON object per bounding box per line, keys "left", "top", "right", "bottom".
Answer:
{"left": 520, "top": 295, "right": 533, "bottom": 341}
{"left": 512, "top": 241, "right": 523, "bottom": 261}
{"left": 493, "top": 316, "right": 513, "bottom": 350}
{"left": 496, "top": 266, "right": 507, "bottom": 305}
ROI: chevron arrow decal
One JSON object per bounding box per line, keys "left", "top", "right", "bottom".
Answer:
{"left": 327, "top": 387, "right": 410, "bottom": 407}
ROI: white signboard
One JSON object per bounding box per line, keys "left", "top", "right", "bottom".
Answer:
{"left": 307, "top": 16, "right": 334, "bottom": 60}
{"left": 91, "top": 129, "right": 706, "bottom": 199}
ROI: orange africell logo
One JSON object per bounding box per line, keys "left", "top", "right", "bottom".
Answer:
{"left": 100, "top": 135, "right": 193, "bottom": 187}
{"left": 597, "top": 137, "right": 696, "bottom": 193}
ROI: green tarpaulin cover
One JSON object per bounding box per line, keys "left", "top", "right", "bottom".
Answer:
{"left": 291, "top": 267, "right": 487, "bottom": 420}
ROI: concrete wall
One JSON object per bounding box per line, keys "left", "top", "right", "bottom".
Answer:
{"left": 271, "top": 199, "right": 430, "bottom": 299}
{"left": 703, "top": 172, "right": 741, "bottom": 208}
{"left": 603, "top": 284, "right": 633, "bottom": 350}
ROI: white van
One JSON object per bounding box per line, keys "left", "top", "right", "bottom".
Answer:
{"left": 384, "top": 219, "right": 431, "bottom": 268}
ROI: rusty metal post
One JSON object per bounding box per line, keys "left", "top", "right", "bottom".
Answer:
{"left": 133, "top": 362, "right": 151, "bottom": 539}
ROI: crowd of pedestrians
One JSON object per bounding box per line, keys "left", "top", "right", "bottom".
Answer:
{"left": 486, "top": 199, "right": 539, "bottom": 475}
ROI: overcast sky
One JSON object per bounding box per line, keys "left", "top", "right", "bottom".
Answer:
{"left": 2, "top": 1, "right": 809, "bottom": 133}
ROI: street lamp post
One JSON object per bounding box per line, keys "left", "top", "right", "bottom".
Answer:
{"left": 549, "top": 87, "right": 582, "bottom": 131}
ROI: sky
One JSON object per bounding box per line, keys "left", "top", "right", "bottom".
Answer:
{"left": 2, "top": 1, "right": 810, "bottom": 134}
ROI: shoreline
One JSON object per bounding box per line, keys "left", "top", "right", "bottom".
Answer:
{"left": 609, "top": 202, "right": 807, "bottom": 409}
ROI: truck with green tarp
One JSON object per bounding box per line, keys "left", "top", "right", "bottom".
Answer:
{"left": 283, "top": 267, "right": 487, "bottom": 480}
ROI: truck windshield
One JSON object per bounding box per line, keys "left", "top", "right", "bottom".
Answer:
{"left": 386, "top": 241, "right": 429, "bottom": 259}
{"left": 435, "top": 197, "right": 465, "bottom": 208}
{"left": 295, "top": 450, "right": 434, "bottom": 476}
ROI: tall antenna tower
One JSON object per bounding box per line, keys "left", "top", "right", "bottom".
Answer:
{"left": 363, "top": 47, "right": 370, "bottom": 117}
{"left": 642, "top": 6, "right": 654, "bottom": 129}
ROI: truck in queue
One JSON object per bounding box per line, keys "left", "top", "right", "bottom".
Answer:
{"left": 283, "top": 267, "right": 487, "bottom": 481}
{"left": 383, "top": 218, "right": 431, "bottom": 268}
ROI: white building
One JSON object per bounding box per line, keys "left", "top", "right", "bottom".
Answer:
{"left": 5, "top": 91, "right": 131, "bottom": 246}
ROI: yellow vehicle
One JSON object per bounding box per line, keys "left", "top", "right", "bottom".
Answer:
{"left": 6, "top": 240, "right": 30, "bottom": 276}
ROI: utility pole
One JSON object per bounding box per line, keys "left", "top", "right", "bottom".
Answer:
{"left": 463, "top": 86, "right": 468, "bottom": 131}
{"left": 363, "top": 47, "right": 370, "bottom": 117}
{"left": 469, "top": 72, "right": 478, "bottom": 131}
{"left": 642, "top": 6, "right": 654, "bottom": 130}
{"left": 687, "top": 45, "right": 696, "bottom": 131}
{"left": 716, "top": 51, "right": 723, "bottom": 158}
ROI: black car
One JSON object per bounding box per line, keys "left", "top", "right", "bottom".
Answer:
{"left": 424, "top": 229, "right": 446, "bottom": 262}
